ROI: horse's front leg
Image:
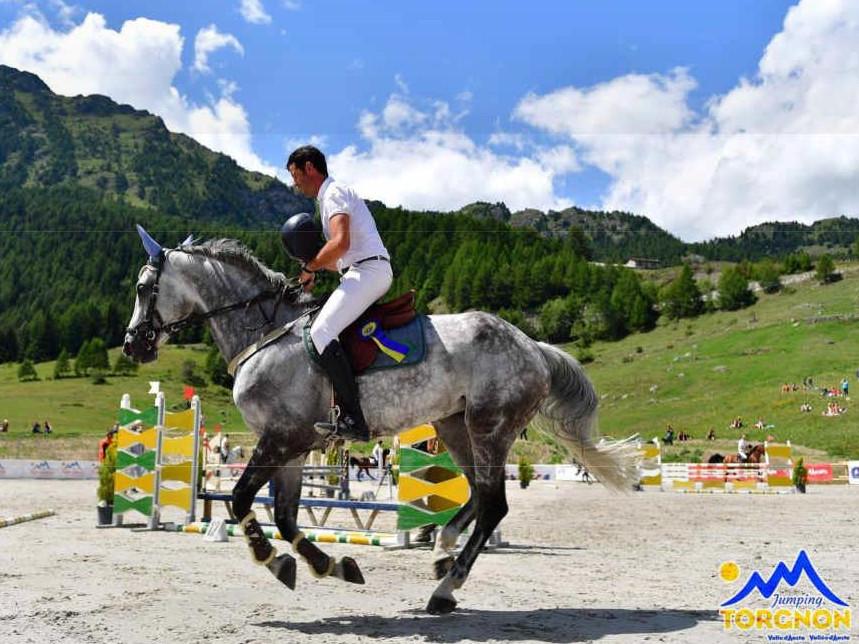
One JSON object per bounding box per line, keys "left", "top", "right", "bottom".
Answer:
{"left": 272, "top": 455, "right": 365, "bottom": 585}
{"left": 232, "top": 434, "right": 297, "bottom": 588}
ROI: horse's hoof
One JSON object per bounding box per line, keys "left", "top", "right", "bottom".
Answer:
{"left": 433, "top": 555, "right": 455, "bottom": 580}
{"left": 339, "top": 557, "right": 365, "bottom": 585}
{"left": 426, "top": 594, "right": 457, "bottom": 615}
{"left": 267, "top": 554, "right": 297, "bottom": 590}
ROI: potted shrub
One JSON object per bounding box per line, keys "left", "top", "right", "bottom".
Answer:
{"left": 97, "top": 442, "right": 117, "bottom": 524}
{"left": 792, "top": 457, "right": 808, "bottom": 494}
{"left": 518, "top": 456, "right": 534, "bottom": 489}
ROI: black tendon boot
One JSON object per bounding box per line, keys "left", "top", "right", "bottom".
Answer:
{"left": 313, "top": 340, "right": 370, "bottom": 442}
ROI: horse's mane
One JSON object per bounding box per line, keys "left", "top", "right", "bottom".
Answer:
{"left": 180, "top": 239, "right": 309, "bottom": 305}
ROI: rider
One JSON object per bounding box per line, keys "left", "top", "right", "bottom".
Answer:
{"left": 737, "top": 433, "right": 750, "bottom": 463}
{"left": 286, "top": 145, "right": 392, "bottom": 442}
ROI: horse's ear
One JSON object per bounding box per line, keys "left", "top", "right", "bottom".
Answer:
{"left": 136, "top": 224, "right": 163, "bottom": 259}
{"left": 179, "top": 234, "right": 196, "bottom": 248}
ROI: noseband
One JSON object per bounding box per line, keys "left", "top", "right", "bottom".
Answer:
{"left": 126, "top": 249, "right": 301, "bottom": 355}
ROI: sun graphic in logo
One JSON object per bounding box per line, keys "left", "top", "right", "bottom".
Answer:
{"left": 719, "top": 561, "right": 741, "bottom": 583}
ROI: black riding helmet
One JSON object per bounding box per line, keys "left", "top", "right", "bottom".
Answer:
{"left": 280, "top": 212, "right": 323, "bottom": 263}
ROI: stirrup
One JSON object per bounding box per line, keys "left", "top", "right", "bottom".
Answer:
{"left": 313, "top": 405, "right": 369, "bottom": 442}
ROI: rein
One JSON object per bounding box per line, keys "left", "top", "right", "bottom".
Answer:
{"left": 127, "top": 247, "right": 305, "bottom": 355}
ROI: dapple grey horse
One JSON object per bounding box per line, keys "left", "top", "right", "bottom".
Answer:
{"left": 122, "top": 227, "right": 638, "bottom": 614}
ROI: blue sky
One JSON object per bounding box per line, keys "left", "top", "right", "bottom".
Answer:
{"left": 2, "top": 0, "right": 857, "bottom": 241}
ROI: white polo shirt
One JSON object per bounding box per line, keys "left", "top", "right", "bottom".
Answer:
{"left": 317, "top": 177, "right": 389, "bottom": 272}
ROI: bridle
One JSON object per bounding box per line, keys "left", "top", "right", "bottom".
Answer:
{"left": 125, "top": 248, "right": 301, "bottom": 356}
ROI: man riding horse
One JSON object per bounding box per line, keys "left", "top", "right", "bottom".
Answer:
{"left": 284, "top": 146, "right": 392, "bottom": 443}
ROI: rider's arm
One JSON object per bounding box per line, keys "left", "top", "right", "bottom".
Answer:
{"left": 305, "top": 213, "right": 349, "bottom": 273}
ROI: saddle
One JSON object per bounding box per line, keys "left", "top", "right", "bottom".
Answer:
{"left": 305, "top": 290, "right": 419, "bottom": 374}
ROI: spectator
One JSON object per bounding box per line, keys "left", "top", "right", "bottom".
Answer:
{"left": 841, "top": 378, "right": 849, "bottom": 397}
{"left": 220, "top": 434, "right": 231, "bottom": 464}
{"left": 31, "top": 421, "right": 41, "bottom": 434}
{"left": 0, "top": 418, "right": 8, "bottom": 433}
{"left": 663, "top": 424, "right": 675, "bottom": 446}
{"left": 44, "top": 419, "right": 52, "bottom": 435}
{"left": 753, "top": 418, "right": 765, "bottom": 430}
{"left": 706, "top": 428, "right": 716, "bottom": 441}
{"left": 372, "top": 439, "right": 384, "bottom": 475}
{"left": 98, "top": 427, "right": 117, "bottom": 462}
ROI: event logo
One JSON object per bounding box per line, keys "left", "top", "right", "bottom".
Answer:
{"left": 61, "top": 461, "right": 86, "bottom": 478}
{"left": 719, "top": 551, "right": 851, "bottom": 640}
{"left": 30, "top": 460, "right": 53, "bottom": 478}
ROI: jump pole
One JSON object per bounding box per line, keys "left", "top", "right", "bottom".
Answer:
{"left": 0, "top": 509, "right": 56, "bottom": 528}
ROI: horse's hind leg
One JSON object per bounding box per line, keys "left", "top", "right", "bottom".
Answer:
{"left": 430, "top": 413, "right": 477, "bottom": 580}
{"left": 271, "top": 456, "right": 364, "bottom": 586}
{"left": 426, "top": 450, "right": 509, "bottom": 615}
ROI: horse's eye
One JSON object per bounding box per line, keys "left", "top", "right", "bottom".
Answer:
{"left": 137, "top": 283, "right": 147, "bottom": 295}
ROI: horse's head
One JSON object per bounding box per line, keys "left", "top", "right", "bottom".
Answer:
{"left": 123, "top": 225, "right": 197, "bottom": 363}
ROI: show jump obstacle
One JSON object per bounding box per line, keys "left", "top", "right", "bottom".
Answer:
{"left": 113, "top": 393, "right": 201, "bottom": 528}
{"left": 112, "top": 395, "right": 475, "bottom": 547}
{"left": 637, "top": 439, "right": 795, "bottom": 494}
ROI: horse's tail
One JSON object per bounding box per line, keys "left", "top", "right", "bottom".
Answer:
{"left": 534, "top": 342, "right": 639, "bottom": 492}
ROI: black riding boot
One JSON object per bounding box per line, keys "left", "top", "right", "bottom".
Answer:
{"left": 313, "top": 340, "right": 370, "bottom": 442}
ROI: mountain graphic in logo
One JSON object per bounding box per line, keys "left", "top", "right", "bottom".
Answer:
{"left": 722, "top": 550, "right": 847, "bottom": 607}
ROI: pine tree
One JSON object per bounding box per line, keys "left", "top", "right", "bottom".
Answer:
{"left": 17, "top": 359, "right": 37, "bottom": 381}
{"left": 113, "top": 351, "right": 138, "bottom": 376}
{"left": 718, "top": 267, "right": 757, "bottom": 310}
{"left": 74, "top": 339, "right": 92, "bottom": 376}
{"left": 662, "top": 264, "right": 703, "bottom": 319}
{"left": 815, "top": 254, "right": 836, "bottom": 284}
{"left": 53, "top": 348, "right": 71, "bottom": 379}
{"left": 87, "top": 337, "right": 110, "bottom": 373}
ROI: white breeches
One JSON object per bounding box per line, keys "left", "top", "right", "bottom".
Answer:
{"left": 309, "top": 259, "right": 393, "bottom": 354}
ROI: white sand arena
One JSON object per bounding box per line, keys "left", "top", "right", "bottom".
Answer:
{"left": 1, "top": 479, "right": 856, "bottom": 644}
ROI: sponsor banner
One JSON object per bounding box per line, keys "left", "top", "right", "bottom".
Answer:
{"left": 0, "top": 459, "right": 99, "bottom": 480}
{"left": 806, "top": 462, "right": 833, "bottom": 483}
{"left": 849, "top": 461, "right": 859, "bottom": 485}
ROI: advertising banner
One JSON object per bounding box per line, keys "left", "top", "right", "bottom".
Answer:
{"left": 848, "top": 461, "right": 859, "bottom": 485}
{"left": 806, "top": 462, "right": 833, "bottom": 483}
{"left": 0, "top": 460, "right": 99, "bottom": 479}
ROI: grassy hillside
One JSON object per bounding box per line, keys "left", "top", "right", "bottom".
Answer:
{"left": 2, "top": 262, "right": 859, "bottom": 462}
{"left": 0, "top": 344, "right": 245, "bottom": 459}
{"left": 582, "top": 261, "right": 859, "bottom": 459}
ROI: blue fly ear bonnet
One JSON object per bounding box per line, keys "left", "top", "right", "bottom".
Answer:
{"left": 280, "top": 212, "right": 323, "bottom": 263}
{"left": 136, "top": 224, "right": 164, "bottom": 265}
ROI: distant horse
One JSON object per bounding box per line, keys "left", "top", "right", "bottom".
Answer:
{"left": 349, "top": 455, "right": 376, "bottom": 480}
{"left": 122, "top": 228, "right": 638, "bottom": 614}
{"left": 708, "top": 443, "right": 765, "bottom": 464}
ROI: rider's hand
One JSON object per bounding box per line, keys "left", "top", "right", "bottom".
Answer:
{"left": 300, "top": 268, "right": 316, "bottom": 292}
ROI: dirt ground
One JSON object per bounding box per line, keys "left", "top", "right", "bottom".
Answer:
{"left": 1, "top": 479, "right": 856, "bottom": 644}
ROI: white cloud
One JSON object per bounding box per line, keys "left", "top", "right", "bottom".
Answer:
{"left": 282, "top": 0, "right": 300, "bottom": 9}
{"left": 193, "top": 24, "right": 243, "bottom": 74}
{"left": 239, "top": 0, "right": 271, "bottom": 25}
{"left": 328, "top": 92, "right": 572, "bottom": 213}
{"left": 515, "top": 0, "right": 859, "bottom": 241}
{"left": 0, "top": 12, "right": 276, "bottom": 175}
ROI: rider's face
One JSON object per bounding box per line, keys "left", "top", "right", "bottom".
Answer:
{"left": 288, "top": 162, "right": 317, "bottom": 198}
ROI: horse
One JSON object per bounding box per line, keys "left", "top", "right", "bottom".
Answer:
{"left": 708, "top": 443, "right": 766, "bottom": 465}
{"left": 122, "top": 227, "right": 638, "bottom": 615}
{"left": 349, "top": 455, "right": 376, "bottom": 480}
